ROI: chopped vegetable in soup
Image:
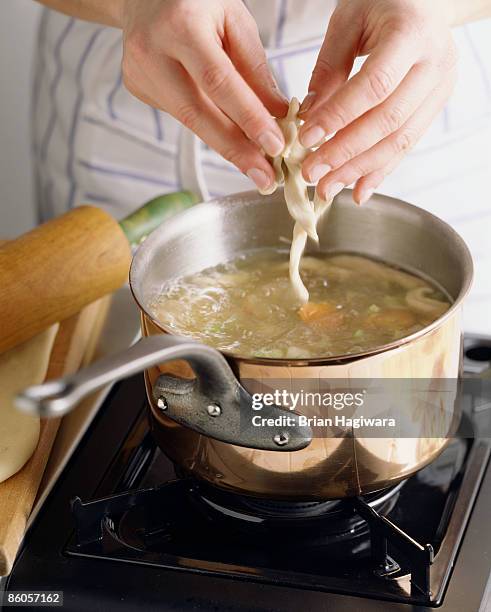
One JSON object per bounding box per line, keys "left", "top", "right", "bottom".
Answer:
{"left": 149, "top": 250, "right": 451, "bottom": 359}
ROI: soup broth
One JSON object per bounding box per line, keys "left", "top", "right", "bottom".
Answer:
{"left": 149, "top": 250, "right": 451, "bottom": 359}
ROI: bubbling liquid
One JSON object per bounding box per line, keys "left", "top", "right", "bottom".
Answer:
{"left": 149, "top": 249, "right": 451, "bottom": 360}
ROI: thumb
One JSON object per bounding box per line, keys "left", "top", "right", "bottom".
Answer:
{"left": 299, "top": 9, "right": 361, "bottom": 117}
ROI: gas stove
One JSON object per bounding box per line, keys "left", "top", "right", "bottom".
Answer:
{"left": 4, "top": 336, "right": 491, "bottom": 611}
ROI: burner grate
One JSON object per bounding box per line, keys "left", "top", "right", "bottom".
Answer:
{"left": 69, "top": 474, "right": 436, "bottom": 603}
{"left": 353, "top": 496, "right": 433, "bottom": 598}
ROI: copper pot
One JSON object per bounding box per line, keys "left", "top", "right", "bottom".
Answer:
{"left": 18, "top": 189, "right": 473, "bottom": 501}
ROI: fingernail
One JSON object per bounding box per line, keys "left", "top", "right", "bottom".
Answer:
{"left": 300, "top": 124, "right": 326, "bottom": 148}
{"left": 323, "top": 181, "right": 345, "bottom": 201}
{"left": 359, "top": 188, "right": 375, "bottom": 206}
{"left": 271, "top": 77, "right": 290, "bottom": 104}
{"left": 309, "top": 163, "right": 331, "bottom": 184}
{"left": 299, "top": 91, "right": 316, "bottom": 114}
{"left": 247, "top": 168, "right": 272, "bottom": 191}
{"left": 279, "top": 93, "right": 290, "bottom": 106}
{"left": 258, "top": 131, "right": 284, "bottom": 157}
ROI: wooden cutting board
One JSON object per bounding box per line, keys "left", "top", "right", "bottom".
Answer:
{"left": 0, "top": 297, "right": 110, "bottom": 576}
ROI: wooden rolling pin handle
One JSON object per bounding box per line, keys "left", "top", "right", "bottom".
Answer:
{"left": 0, "top": 206, "right": 132, "bottom": 355}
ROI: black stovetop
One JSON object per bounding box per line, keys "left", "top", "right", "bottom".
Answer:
{"left": 5, "top": 343, "right": 491, "bottom": 611}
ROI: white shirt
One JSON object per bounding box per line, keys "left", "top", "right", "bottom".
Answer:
{"left": 32, "top": 2, "right": 491, "bottom": 332}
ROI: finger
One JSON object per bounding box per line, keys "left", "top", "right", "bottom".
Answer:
{"left": 352, "top": 153, "right": 405, "bottom": 205}
{"left": 316, "top": 73, "right": 455, "bottom": 202}
{"left": 298, "top": 8, "right": 361, "bottom": 116}
{"left": 124, "top": 55, "right": 276, "bottom": 191}
{"left": 179, "top": 36, "right": 285, "bottom": 157}
{"left": 300, "top": 33, "right": 419, "bottom": 147}
{"left": 225, "top": 5, "right": 289, "bottom": 117}
{"left": 302, "top": 62, "right": 434, "bottom": 183}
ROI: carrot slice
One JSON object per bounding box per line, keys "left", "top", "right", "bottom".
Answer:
{"left": 298, "top": 302, "right": 344, "bottom": 329}
{"left": 366, "top": 308, "right": 416, "bottom": 329}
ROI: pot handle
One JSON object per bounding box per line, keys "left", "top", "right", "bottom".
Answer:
{"left": 15, "top": 335, "right": 312, "bottom": 452}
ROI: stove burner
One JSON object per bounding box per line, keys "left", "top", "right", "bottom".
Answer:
{"left": 240, "top": 496, "right": 340, "bottom": 518}
{"left": 70, "top": 478, "right": 402, "bottom": 560}
{"left": 72, "top": 476, "right": 433, "bottom": 597}
{"left": 198, "top": 481, "right": 403, "bottom": 522}
{"left": 181, "top": 481, "right": 403, "bottom": 555}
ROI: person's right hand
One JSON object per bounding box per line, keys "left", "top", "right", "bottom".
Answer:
{"left": 121, "top": 0, "right": 288, "bottom": 192}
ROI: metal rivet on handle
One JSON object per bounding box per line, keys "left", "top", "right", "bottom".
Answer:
{"left": 207, "top": 403, "right": 222, "bottom": 417}
{"left": 157, "top": 396, "right": 168, "bottom": 411}
{"left": 273, "top": 432, "right": 290, "bottom": 447}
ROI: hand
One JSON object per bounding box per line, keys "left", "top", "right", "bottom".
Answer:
{"left": 299, "top": 0, "right": 458, "bottom": 204}
{"left": 121, "top": 0, "right": 288, "bottom": 191}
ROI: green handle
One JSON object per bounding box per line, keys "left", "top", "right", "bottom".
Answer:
{"left": 119, "top": 190, "right": 200, "bottom": 246}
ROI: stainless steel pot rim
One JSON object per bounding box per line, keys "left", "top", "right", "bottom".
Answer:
{"left": 129, "top": 188, "right": 474, "bottom": 366}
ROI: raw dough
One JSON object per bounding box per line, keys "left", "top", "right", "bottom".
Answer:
{"left": 0, "top": 325, "right": 59, "bottom": 483}
{"left": 259, "top": 98, "right": 333, "bottom": 303}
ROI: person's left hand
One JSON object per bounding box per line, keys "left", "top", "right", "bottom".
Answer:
{"left": 299, "top": 0, "right": 458, "bottom": 204}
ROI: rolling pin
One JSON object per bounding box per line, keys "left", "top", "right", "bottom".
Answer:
{"left": 0, "top": 191, "right": 199, "bottom": 355}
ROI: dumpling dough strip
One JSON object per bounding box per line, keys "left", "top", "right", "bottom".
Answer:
{"left": 259, "top": 98, "right": 332, "bottom": 303}
{"left": 0, "top": 324, "right": 59, "bottom": 483}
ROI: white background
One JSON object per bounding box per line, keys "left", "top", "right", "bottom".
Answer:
{"left": 0, "top": 0, "right": 41, "bottom": 236}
